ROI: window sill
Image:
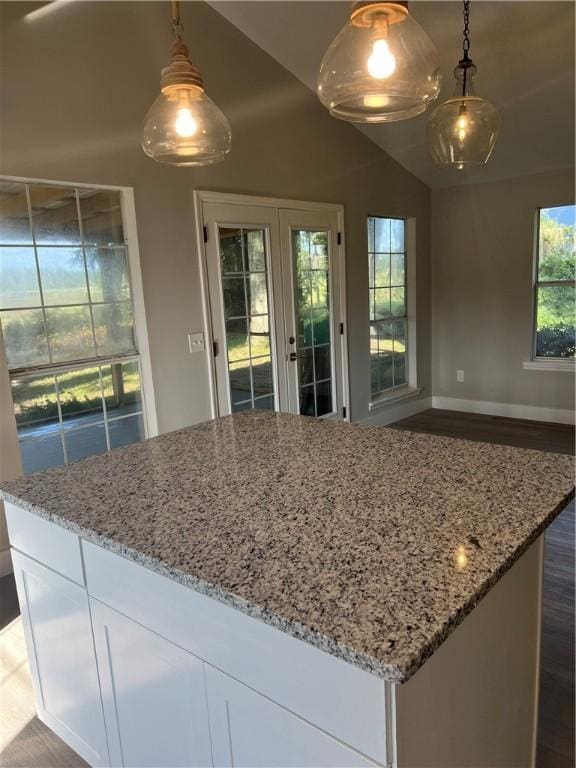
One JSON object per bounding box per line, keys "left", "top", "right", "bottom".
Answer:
{"left": 369, "top": 385, "right": 423, "bottom": 411}
{"left": 523, "top": 359, "right": 575, "bottom": 372}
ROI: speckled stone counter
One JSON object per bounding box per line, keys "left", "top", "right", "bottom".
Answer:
{"left": 1, "top": 411, "right": 573, "bottom": 683}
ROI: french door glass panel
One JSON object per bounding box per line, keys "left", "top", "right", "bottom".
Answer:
{"left": 292, "top": 229, "right": 333, "bottom": 417}
{"left": 219, "top": 227, "right": 275, "bottom": 412}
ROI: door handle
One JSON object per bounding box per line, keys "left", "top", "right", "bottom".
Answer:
{"left": 289, "top": 352, "right": 300, "bottom": 362}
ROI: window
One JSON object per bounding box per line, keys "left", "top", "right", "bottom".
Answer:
{"left": 0, "top": 179, "right": 153, "bottom": 475}
{"left": 368, "top": 216, "right": 407, "bottom": 399}
{"left": 533, "top": 206, "right": 575, "bottom": 359}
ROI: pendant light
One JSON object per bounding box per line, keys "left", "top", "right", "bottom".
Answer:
{"left": 141, "top": 0, "right": 231, "bottom": 166}
{"left": 317, "top": 1, "right": 441, "bottom": 123}
{"left": 427, "top": 0, "right": 499, "bottom": 169}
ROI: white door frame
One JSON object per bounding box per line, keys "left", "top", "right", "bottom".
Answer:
{"left": 193, "top": 190, "right": 349, "bottom": 421}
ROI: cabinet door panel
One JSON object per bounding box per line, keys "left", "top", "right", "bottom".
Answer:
{"left": 205, "top": 666, "right": 379, "bottom": 768}
{"left": 91, "top": 599, "right": 212, "bottom": 768}
{"left": 12, "top": 550, "right": 110, "bottom": 767}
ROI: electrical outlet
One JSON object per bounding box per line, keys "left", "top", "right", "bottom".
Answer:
{"left": 457, "top": 370, "right": 465, "bottom": 383}
{"left": 187, "top": 332, "right": 205, "bottom": 354}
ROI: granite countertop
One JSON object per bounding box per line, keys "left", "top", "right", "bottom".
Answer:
{"left": 1, "top": 411, "right": 573, "bottom": 683}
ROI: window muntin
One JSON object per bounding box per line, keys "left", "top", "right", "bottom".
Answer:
{"left": 534, "top": 206, "right": 575, "bottom": 359}
{"left": 0, "top": 180, "right": 146, "bottom": 473}
{"left": 368, "top": 216, "right": 407, "bottom": 398}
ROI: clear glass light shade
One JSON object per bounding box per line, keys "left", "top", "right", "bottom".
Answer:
{"left": 142, "top": 86, "right": 231, "bottom": 167}
{"left": 427, "top": 65, "right": 499, "bottom": 169}
{"left": 317, "top": 5, "right": 441, "bottom": 123}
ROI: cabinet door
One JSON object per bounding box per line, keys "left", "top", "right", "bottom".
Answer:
{"left": 205, "top": 666, "right": 379, "bottom": 768}
{"left": 91, "top": 599, "right": 212, "bottom": 768}
{"left": 12, "top": 550, "right": 110, "bottom": 767}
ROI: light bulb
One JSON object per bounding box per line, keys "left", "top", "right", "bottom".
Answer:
{"left": 455, "top": 106, "right": 468, "bottom": 142}
{"left": 175, "top": 107, "right": 197, "bottom": 138}
{"left": 367, "top": 39, "right": 396, "bottom": 79}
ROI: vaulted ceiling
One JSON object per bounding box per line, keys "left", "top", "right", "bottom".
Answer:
{"left": 209, "top": 1, "right": 575, "bottom": 189}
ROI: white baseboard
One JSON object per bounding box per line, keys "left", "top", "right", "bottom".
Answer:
{"left": 360, "top": 396, "right": 432, "bottom": 427}
{"left": 0, "top": 547, "right": 13, "bottom": 577}
{"left": 431, "top": 396, "right": 575, "bottom": 426}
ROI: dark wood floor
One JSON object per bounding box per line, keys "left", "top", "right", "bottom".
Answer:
{"left": 393, "top": 408, "right": 575, "bottom": 768}
{"left": 0, "top": 408, "right": 574, "bottom": 767}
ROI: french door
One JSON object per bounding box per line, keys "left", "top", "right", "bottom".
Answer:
{"left": 200, "top": 196, "right": 347, "bottom": 419}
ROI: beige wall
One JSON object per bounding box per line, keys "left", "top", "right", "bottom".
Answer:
{"left": 431, "top": 169, "right": 575, "bottom": 411}
{"left": 0, "top": 0, "right": 431, "bottom": 432}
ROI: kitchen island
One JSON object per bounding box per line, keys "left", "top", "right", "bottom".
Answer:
{"left": 1, "top": 411, "right": 574, "bottom": 767}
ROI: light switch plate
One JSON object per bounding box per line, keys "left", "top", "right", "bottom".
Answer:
{"left": 188, "top": 332, "right": 205, "bottom": 354}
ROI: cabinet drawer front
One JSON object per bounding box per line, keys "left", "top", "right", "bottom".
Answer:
{"left": 83, "top": 541, "right": 388, "bottom": 764}
{"left": 6, "top": 503, "right": 84, "bottom": 585}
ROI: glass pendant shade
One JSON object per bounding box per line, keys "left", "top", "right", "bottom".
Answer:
{"left": 427, "top": 62, "right": 499, "bottom": 169}
{"left": 142, "top": 40, "right": 231, "bottom": 166}
{"left": 317, "top": 1, "right": 441, "bottom": 123}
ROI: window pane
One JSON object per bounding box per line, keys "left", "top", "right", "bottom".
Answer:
{"left": 65, "top": 424, "right": 107, "bottom": 463}
{"left": 220, "top": 228, "right": 243, "bottom": 274}
{"left": 30, "top": 186, "right": 81, "bottom": 245}
{"left": 391, "top": 219, "right": 405, "bottom": 252}
{"left": 19, "top": 432, "right": 64, "bottom": 475}
{"left": 316, "top": 380, "right": 332, "bottom": 416}
{"left": 314, "top": 345, "right": 331, "bottom": 381}
{"left": 102, "top": 361, "right": 143, "bottom": 418}
{"left": 252, "top": 356, "right": 273, "bottom": 397}
{"left": 393, "top": 318, "right": 407, "bottom": 354}
{"left": 367, "top": 217, "right": 375, "bottom": 253}
{"left": 391, "top": 287, "right": 406, "bottom": 317}
{"left": 299, "top": 347, "right": 314, "bottom": 386}
{"left": 248, "top": 273, "right": 268, "bottom": 316}
{"left": 245, "top": 230, "right": 265, "bottom": 272}
{"left": 376, "top": 320, "right": 393, "bottom": 354}
{"left": 86, "top": 247, "right": 131, "bottom": 302}
{"left": 1, "top": 309, "right": 49, "bottom": 368}
{"left": 249, "top": 330, "right": 270, "bottom": 358}
{"left": 46, "top": 305, "right": 94, "bottom": 362}
{"left": 378, "top": 354, "right": 394, "bottom": 390}
{"left": 109, "top": 414, "right": 145, "bottom": 449}
{"left": 310, "top": 270, "right": 328, "bottom": 308}
{"left": 373, "top": 288, "right": 391, "bottom": 320}
{"left": 93, "top": 302, "right": 136, "bottom": 356}
{"left": 299, "top": 384, "right": 315, "bottom": 416}
{"left": 538, "top": 206, "right": 576, "bottom": 281}
{"left": 536, "top": 284, "right": 575, "bottom": 358}
{"left": 394, "top": 351, "right": 407, "bottom": 386}
{"left": 226, "top": 317, "right": 249, "bottom": 362}
{"left": 11, "top": 374, "right": 58, "bottom": 428}
{"left": 253, "top": 395, "right": 274, "bottom": 411}
{"left": 311, "top": 308, "right": 330, "bottom": 344}
{"left": 0, "top": 247, "right": 41, "bottom": 308}
{"left": 391, "top": 253, "right": 405, "bottom": 286}
{"left": 79, "top": 189, "right": 124, "bottom": 246}
{"left": 229, "top": 360, "right": 251, "bottom": 405}
{"left": 57, "top": 367, "right": 104, "bottom": 429}
{"left": 374, "top": 217, "right": 390, "bottom": 252}
{"left": 374, "top": 253, "right": 390, "bottom": 288}
{"left": 37, "top": 247, "right": 88, "bottom": 305}
{"left": 0, "top": 182, "right": 32, "bottom": 245}
{"left": 222, "top": 277, "right": 246, "bottom": 318}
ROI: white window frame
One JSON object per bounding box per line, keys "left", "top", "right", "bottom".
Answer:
{"left": 523, "top": 206, "right": 575, "bottom": 373}
{"left": 0, "top": 175, "right": 159, "bottom": 464}
{"left": 368, "top": 217, "right": 419, "bottom": 411}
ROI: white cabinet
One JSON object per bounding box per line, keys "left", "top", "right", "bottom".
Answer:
{"left": 205, "top": 666, "right": 379, "bottom": 768}
{"left": 11, "top": 550, "right": 110, "bottom": 767}
{"left": 90, "top": 599, "right": 213, "bottom": 768}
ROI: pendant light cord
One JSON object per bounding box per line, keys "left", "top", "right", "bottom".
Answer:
{"left": 460, "top": 0, "right": 471, "bottom": 98}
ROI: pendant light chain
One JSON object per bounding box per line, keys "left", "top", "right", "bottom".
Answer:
{"left": 171, "top": 0, "right": 183, "bottom": 41}
{"left": 460, "top": 0, "right": 472, "bottom": 98}
{"left": 462, "top": 0, "right": 471, "bottom": 61}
